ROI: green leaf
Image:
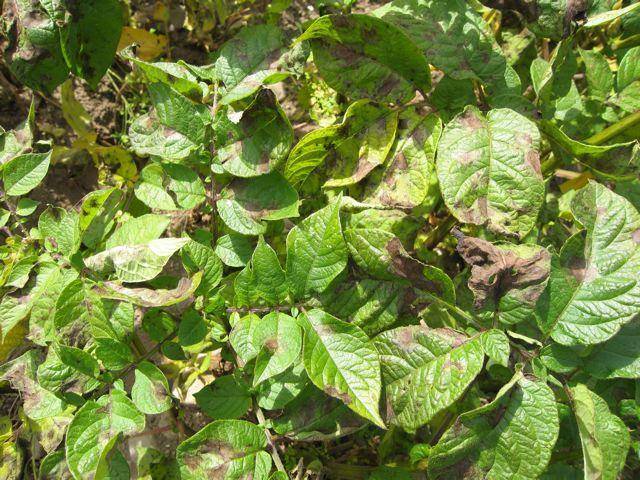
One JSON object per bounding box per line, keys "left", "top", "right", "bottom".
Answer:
{"left": 617, "top": 46, "right": 640, "bottom": 92}
{"left": 571, "top": 384, "right": 630, "bottom": 480}
{"left": 3, "top": 151, "right": 51, "bottom": 196}
{"left": 38, "top": 207, "right": 81, "bottom": 257}
{"left": 132, "top": 360, "right": 172, "bottom": 414}
{"left": 129, "top": 111, "right": 198, "bottom": 161}
{"left": 79, "top": 188, "right": 124, "bottom": 249}
{"left": 582, "top": 2, "right": 640, "bottom": 29}
{"left": 4, "top": 1, "right": 68, "bottom": 93}
{"left": 229, "top": 313, "right": 260, "bottom": 363}
{"left": 59, "top": 0, "right": 123, "bottom": 87}
{"left": 541, "top": 182, "right": 640, "bottom": 345}
{"left": 363, "top": 109, "right": 441, "bottom": 211}
{"left": 300, "top": 308, "right": 384, "bottom": 428}
{"left": 217, "top": 89, "right": 293, "bottom": 178}
{"left": 582, "top": 320, "right": 640, "bottom": 379}
{"left": 106, "top": 213, "right": 170, "bottom": 249}
{"left": 181, "top": 236, "right": 223, "bottom": 295}
{"left": 252, "top": 312, "right": 302, "bottom": 386}
{"left": 374, "top": 326, "right": 484, "bottom": 431}
{"left": 127, "top": 57, "right": 203, "bottom": 100}
{"left": 217, "top": 172, "right": 299, "bottom": 235}
{"left": 437, "top": 106, "right": 544, "bottom": 238}
{"left": 215, "top": 233, "right": 254, "bottom": 267}
{"left": 297, "top": 14, "right": 431, "bottom": 103}
{"left": 323, "top": 101, "right": 399, "bottom": 188}
{"left": 286, "top": 198, "right": 347, "bottom": 299}
{"left": 538, "top": 120, "right": 633, "bottom": 157}
{"left": 85, "top": 237, "right": 188, "bottom": 283}
{"left": 194, "top": 375, "right": 252, "bottom": 420}
{"left": 429, "top": 372, "right": 559, "bottom": 480}
{"left": 480, "top": 329, "right": 510, "bottom": 368}
{"left": 176, "top": 420, "right": 270, "bottom": 480}
{"left": 374, "top": 0, "right": 507, "bottom": 87}
{"left": 579, "top": 49, "right": 613, "bottom": 101}
{"left": 256, "top": 362, "right": 308, "bottom": 410}
{"left": 178, "top": 309, "right": 207, "bottom": 347}
{"left": 148, "top": 82, "right": 211, "bottom": 145}
{"left": 134, "top": 163, "right": 206, "bottom": 211}
{"left": 234, "top": 237, "right": 288, "bottom": 307}
{"left": 216, "top": 24, "right": 302, "bottom": 105}
{"left": 65, "top": 389, "right": 145, "bottom": 480}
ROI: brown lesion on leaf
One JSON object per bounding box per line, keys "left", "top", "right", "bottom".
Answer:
{"left": 385, "top": 238, "right": 443, "bottom": 294}
{"left": 525, "top": 150, "right": 542, "bottom": 178}
{"left": 324, "top": 385, "right": 352, "bottom": 405}
{"left": 454, "top": 231, "right": 551, "bottom": 309}
{"left": 632, "top": 228, "right": 640, "bottom": 244}
{"left": 567, "top": 256, "right": 597, "bottom": 283}
{"left": 264, "top": 336, "right": 279, "bottom": 352}
{"left": 459, "top": 109, "right": 483, "bottom": 131}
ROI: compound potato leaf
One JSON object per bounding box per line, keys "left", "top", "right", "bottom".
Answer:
{"left": 437, "top": 106, "right": 544, "bottom": 238}
{"left": 374, "top": 326, "right": 484, "bottom": 431}
{"left": 297, "top": 14, "right": 431, "bottom": 104}
{"left": 299, "top": 308, "right": 384, "bottom": 428}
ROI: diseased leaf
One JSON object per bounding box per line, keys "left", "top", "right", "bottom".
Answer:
{"left": 456, "top": 233, "right": 551, "bottom": 325}
{"left": 286, "top": 197, "right": 347, "bottom": 299}
{"left": 297, "top": 14, "right": 431, "bottom": 103}
{"left": 540, "top": 182, "right": 640, "bottom": 345}
{"left": 3, "top": 0, "right": 68, "bottom": 93}
{"left": 571, "top": 384, "right": 630, "bottom": 480}
{"left": 300, "top": 308, "right": 384, "bottom": 428}
{"left": 217, "top": 172, "right": 299, "bottom": 235}
{"left": 216, "top": 24, "right": 304, "bottom": 105}
{"left": 429, "top": 372, "right": 559, "bottom": 480}
{"left": 132, "top": 360, "right": 172, "bottom": 414}
{"left": 65, "top": 389, "right": 145, "bottom": 480}
{"left": 374, "top": 326, "right": 484, "bottom": 431}
{"left": 176, "top": 420, "right": 270, "bottom": 480}
{"left": 38, "top": 207, "right": 81, "bottom": 257}
{"left": 374, "top": 0, "right": 508, "bottom": 87}
{"left": 129, "top": 111, "right": 198, "bottom": 161}
{"left": 59, "top": 0, "right": 123, "bottom": 87}
{"left": 85, "top": 237, "right": 188, "bottom": 283}
{"left": 218, "top": 89, "right": 293, "bottom": 178}
{"left": 252, "top": 312, "right": 302, "bottom": 386}
{"left": 97, "top": 273, "right": 201, "bottom": 307}
{"left": 134, "top": 163, "right": 206, "bottom": 211}
{"left": 437, "top": 106, "right": 544, "bottom": 238}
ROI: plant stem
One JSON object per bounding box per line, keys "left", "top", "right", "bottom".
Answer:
{"left": 0, "top": 188, "right": 28, "bottom": 237}
{"left": 421, "top": 214, "right": 457, "bottom": 249}
{"left": 254, "top": 400, "right": 286, "bottom": 473}
{"left": 584, "top": 110, "right": 640, "bottom": 146}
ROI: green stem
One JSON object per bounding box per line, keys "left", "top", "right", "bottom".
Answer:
{"left": 584, "top": 110, "right": 640, "bottom": 146}
{"left": 614, "top": 33, "right": 640, "bottom": 51}
{"left": 254, "top": 400, "right": 286, "bottom": 473}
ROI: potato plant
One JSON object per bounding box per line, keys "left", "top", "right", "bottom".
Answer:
{"left": 1, "top": 0, "right": 640, "bottom": 479}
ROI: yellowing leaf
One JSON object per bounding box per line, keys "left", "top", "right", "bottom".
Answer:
{"left": 118, "top": 26, "right": 168, "bottom": 61}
